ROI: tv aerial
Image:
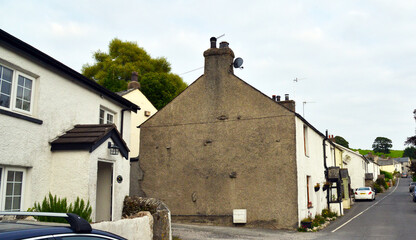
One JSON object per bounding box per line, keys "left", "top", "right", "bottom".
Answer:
{"left": 294, "top": 77, "right": 306, "bottom": 82}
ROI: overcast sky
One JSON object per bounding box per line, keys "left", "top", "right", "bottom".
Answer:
{"left": 1, "top": 0, "right": 415, "bottom": 150}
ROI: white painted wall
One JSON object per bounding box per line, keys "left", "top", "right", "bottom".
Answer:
{"left": 367, "top": 161, "right": 380, "bottom": 182}
{"left": 0, "top": 45, "right": 132, "bottom": 220}
{"left": 336, "top": 145, "right": 366, "bottom": 190}
{"left": 92, "top": 213, "right": 153, "bottom": 240}
{"left": 296, "top": 117, "right": 340, "bottom": 223}
{"left": 121, "top": 89, "right": 157, "bottom": 159}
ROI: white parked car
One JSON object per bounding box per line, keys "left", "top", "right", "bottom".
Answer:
{"left": 355, "top": 187, "right": 376, "bottom": 201}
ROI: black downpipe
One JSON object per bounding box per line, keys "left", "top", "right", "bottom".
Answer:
{"left": 323, "top": 130, "right": 329, "bottom": 211}
{"left": 120, "top": 108, "right": 129, "bottom": 139}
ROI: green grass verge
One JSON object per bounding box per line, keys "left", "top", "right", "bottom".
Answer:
{"left": 353, "top": 149, "right": 404, "bottom": 158}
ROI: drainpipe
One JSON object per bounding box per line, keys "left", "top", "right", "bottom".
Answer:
{"left": 120, "top": 108, "right": 129, "bottom": 139}
{"left": 323, "top": 130, "right": 329, "bottom": 211}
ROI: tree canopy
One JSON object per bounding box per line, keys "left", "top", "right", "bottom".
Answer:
{"left": 405, "top": 109, "right": 416, "bottom": 146}
{"left": 334, "top": 136, "right": 349, "bottom": 148}
{"left": 82, "top": 38, "right": 187, "bottom": 109}
{"left": 372, "top": 137, "right": 393, "bottom": 154}
{"left": 403, "top": 146, "right": 416, "bottom": 159}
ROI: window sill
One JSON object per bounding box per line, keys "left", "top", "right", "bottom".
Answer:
{"left": 0, "top": 109, "right": 43, "bottom": 125}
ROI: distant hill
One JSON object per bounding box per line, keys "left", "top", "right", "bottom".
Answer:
{"left": 353, "top": 149, "right": 404, "bottom": 158}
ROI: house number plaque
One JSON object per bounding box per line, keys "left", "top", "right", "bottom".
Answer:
{"left": 117, "top": 175, "right": 123, "bottom": 183}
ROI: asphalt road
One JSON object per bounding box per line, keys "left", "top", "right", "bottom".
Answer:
{"left": 172, "top": 177, "right": 416, "bottom": 240}
{"left": 319, "top": 177, "right": 416, "bottom": 240}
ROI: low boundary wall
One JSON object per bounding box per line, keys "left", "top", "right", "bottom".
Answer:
{"left": 93, "top": 211, "right": 153, "bottom": 240}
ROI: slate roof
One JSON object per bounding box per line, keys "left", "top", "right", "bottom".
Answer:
{"left": 377, "top": 159, "right": 396, "bottom": 166}
{"left": 50, "top": 124, "right": 129, "bottom": 159}
{"left": 0, "top": 29, "right": 140, "bottom": 112}
{"left": 394, "top": 157, "right": 410, "bottom": 163}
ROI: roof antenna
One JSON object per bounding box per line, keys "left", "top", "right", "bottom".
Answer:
{"left": 217, "top": 34, "right": 225, "bottom": 39}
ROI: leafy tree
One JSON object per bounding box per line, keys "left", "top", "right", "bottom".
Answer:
{"left": 405, "top": 109, "right": 416, "bottom": 146}
{"left": 403, "top": 146, "right": 416, "bottom": 159}
{"left": 372, "top": 137, "right": 393, "bottom": 154}
{"left": 334, "top": 136, "right": 349, "bottom": 148}
{"left": 82, "top": 38, "right": 187, "bottom": 109}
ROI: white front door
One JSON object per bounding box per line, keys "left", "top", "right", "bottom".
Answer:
{"left": 96, "top": 161, "right": 113, "bottom": 222}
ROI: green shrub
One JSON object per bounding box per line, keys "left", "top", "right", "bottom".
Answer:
{"left": 29, "top": 193, "right": 92, "bottom": 223}
{"left": 69, "top": 197, "right": 92, "bottom": 222}
{"left": 313, "top": 214, "right": 326, "bottom": 225}
{"left": 373, "top": 183, "right": 383, "bottom": 193}
{"left": 376, "top": 178, "right": 388, "bottom": 190}
{"left": 297, "top": 226, "right": 308, "bottom": 232}
{"left": 322, "top": 209, "right": 337, "bottom": 218}
{"left": 380, "top": 170, "right": 393, "bottom": 180}
{"left": 412, "top": 175, "right": 416, "bottom": 182}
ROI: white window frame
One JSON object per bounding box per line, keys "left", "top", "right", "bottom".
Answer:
{"left": 0, "top": 64, "right": 36, "bottom": 115}
{"left": 0, "top": 167, "right": 26, "bottom": 211}
{"left": 99, "top": 107, "right": 116, "bottom": 124}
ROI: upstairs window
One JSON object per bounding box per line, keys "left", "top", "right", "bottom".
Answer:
{"left": 99, "top": 108, "right": 115, "bottom": 124}
{"left": 0, "top": 64, "right": 34, "bottom": 114}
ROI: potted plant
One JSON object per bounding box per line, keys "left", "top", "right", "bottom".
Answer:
{"left": 314, "top": 183, "right": 320, "bottom": 192}
{"left": 323, "top": 181, "right": 330, "bottom": 191}
{"left": 301, "top": 217, "right": 312, "bottom": 229}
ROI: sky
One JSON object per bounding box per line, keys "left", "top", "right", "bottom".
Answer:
{"left": 1, "top": 0, "right": 415, "bottom": 150}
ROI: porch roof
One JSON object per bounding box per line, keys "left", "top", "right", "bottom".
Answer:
{"left": 50, "top": 124, "right": 129, "bottom": 159}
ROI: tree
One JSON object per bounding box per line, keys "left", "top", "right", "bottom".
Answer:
{"left": 82, "top": 38, "right": 187, "bottom": 109}
{"left": 403, "top": 146, "right": 416, "bottom": 159}
{"left": 405, "top": 109, "right": 416, "bottom": 146}
{"left": 372, "top": 137, "right": 393, "bottom": 154}
{"left": 334, "top": 136, "right": 349, "bottom": 148}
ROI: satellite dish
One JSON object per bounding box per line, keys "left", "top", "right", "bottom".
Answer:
{"left": 233, "top": 57, "right": 244, "bottom": 69}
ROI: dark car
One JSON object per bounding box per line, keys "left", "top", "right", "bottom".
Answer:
{"left": 0, "top": 212, "right": 126, "bottom": 240}
{"left": 410, "top": 182, "right": 416, "bottom": 192}
{"left": 402, "top": 173, "right": 408, "bottom": 178}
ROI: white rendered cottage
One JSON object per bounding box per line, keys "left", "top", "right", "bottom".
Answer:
{"left": 0, "top": 29, "right": 140, "bottom": 222}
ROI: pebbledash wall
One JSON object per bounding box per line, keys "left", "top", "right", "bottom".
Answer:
{"left": 136, "top": 40, "right": 328, "bottom": 229}
{"left": 0, "top": 32, "right": 135, "bottom": 221}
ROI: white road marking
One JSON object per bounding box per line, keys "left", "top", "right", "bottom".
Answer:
{"left": 331, "top": 178, "right": 400, "bottom": 233}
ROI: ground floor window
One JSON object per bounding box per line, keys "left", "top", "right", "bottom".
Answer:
{"left": 0, "top": 167, "right": 25, "bottom": 211}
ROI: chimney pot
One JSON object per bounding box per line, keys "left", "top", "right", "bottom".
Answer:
{"left": 210, "top": 37, "right": 217, "bottom": 48}
{"left": 285, "top": 94, "right": 289, "bottom": 101}
{"left": 272, "top": 95, "right": 276, "bottom": 101}
{"left": 219, "top": 41, "right": 229, "bottom": 48}
{"left": 276, "top": 95, "right": 281, "bottom": 101}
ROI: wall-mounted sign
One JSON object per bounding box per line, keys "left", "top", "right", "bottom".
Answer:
{"left": 117, "top": 175, "right": 123, "bottom": 183}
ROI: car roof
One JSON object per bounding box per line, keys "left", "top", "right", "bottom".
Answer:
{"left": 0, "top": 212, "right": 126, "bottom": 240}
{"left": 0, "top": 222, "right": 125, "bottom": 240}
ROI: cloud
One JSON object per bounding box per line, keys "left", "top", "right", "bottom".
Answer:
{"left": 49, "top": 22, "right": 89, "bottom": 38}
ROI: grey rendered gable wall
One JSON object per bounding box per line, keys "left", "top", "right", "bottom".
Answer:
{"left": 137, "top": 64, "right": 299, "bottom": 229}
